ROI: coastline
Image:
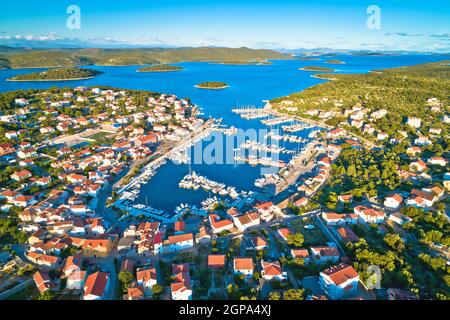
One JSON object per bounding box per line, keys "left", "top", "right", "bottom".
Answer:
{"left": 299, "top": 67, "right": 335, "bottom": 72}
{"left": 194, "top": 84, "right": 229, "bottom": 90}
{"left": 6, "top": 75, "right": 98, "bottom": 82}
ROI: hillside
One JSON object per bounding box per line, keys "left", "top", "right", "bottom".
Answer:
{"left": 272, "top": 61, "right": 450, "bottom": 136}
{"left": 0, "top": 47, "right": 290, "bottom": 68}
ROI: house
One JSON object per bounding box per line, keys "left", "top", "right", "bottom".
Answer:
{"left": 66, "top": 270, "right": 87, "bottom": 290}
{"left": 337, "top": 194, "right": 353, "bottom": 204}
{"left": 444, "top": 173, "right": 450, "bottom": 192}
{"left": 33, "top": 271, "right": 56, "bottom": 293}
{"left": 294, "top": 197, "right": 308, "bottom": 207}
{"left": 171, "top": 263, "right": 192, "bottom": 300}
{"left": 249, "top": 236, "right": 268, "bottom": 251}
{"left": 354, "top": 206, "right": 386, "bottom": 224}
{"left": 208, "top": 254, "right": 226, "bottom": 268}
{"left": 260, "top": 261, "right": 287, "bottom": 281}
{"left": 233, "top": 257, "right": 254, "bottom": 279}
{"left": 209, "top": 214, "right": 234, "bottom": 234}
{"left": 410, "top": 160, "right": 427, "bottom": 172}
{"left": 290, "top": 249, "right": 310, "bottom": 264}
{"left": 428, "top": 157, "right": 447, "bottom": 167}
{"left": 310, "top": 246, "right": 340, "bottom": 264}
{"left": 388, "top": 212, "right": 413, "bottom": 226}
{"left": 384, "top": 194, "right": 403, "bottom": 210}
{"left": 406, "top": 117, "right": 421, "bottom": 128}
{"left": 321, "top": 212, "right": 358, "bottom": 226}
{"left": 11, "top": 170, "right": 32, "bottom": 181}
{"left": 63, "top": 255, "right": 83, "bottom": 277}
{"left": 254, "top": 201, "right": 279, "bottom": 222}
{"left": 277, "top": 228, "right": 291, "bottom": 242}
{"left": 320, "top": 263, "right": 359, "bottom": 300}
{"left": 83, "top": 271, "right": 110, "bottom": 300}
{"left": 162, "top": 233, "right": 194, "bottom": 253}
{"left": 233, "top": 212, "right": 260, "bottom": 232}
{"left": 136, "top": 267, "right": 157, "bottom": 295}
{"left": 336, "top": 227, "right": 360, "bottom": 243}
{"left": 126, "top": 283, "right": 145, "bottom": 300}
{"left": 27, "top": 251, "right": 60, "bottom": 268}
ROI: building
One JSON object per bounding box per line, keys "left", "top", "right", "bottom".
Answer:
{"left": 208, "top": 255, "right": 226, "bottom": 269}
{"left": 233, "top": 257, "right": 254, "bottom": 279}
{"left": 209, "top": 214, "right": 234, "bottom": 234}
{"left": 290, "top": 249, "right": 310, "bottom": 264}
{"left": 33, "top": 271, "right": 56, "bottom": 293}
{"left": 310, "top": 246, "right": 340, "bottom": 264}
{"left": 354, "top": 206, "right": 386, "bottom": 224}
{"left": 384, "top": 194, "right": 403, "bottom": 210}
{"left": 136, "top": 267, "right": 157, "bottom": 295}
{"left": 83, "top": 272, "right": 110, "bottom": 300}
{"left": 321, "top": 212, "right": 358, "bottom": 226}
{"left": 233, "top": 212, "right": 260, "bottom": 232}
{"left": 161, "top": 233, "right": 194, "bottom": 253}
{"left": 171, "top": 263, "right": 192, "bottom": 300}
{"left": 320, "top": 263, "right": 359, "bottom": 300}
{"left": 260, "top": 261, "right": 287, "bottom": 281}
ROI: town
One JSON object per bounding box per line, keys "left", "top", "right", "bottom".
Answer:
{"left": 0, "top": 82, "right": 448, "bottom": 301}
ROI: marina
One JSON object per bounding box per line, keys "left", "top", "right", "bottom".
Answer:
{"left": 282, "top": 123, "right": 314, "bottom": 133}
{"left": 238, "top": 140, "right": 296, "bottom": 155}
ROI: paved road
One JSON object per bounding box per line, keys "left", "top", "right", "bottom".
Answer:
{"left": 0, "top": 279, "right": 33, "bottom": 300}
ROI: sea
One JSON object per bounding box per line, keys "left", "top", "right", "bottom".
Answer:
{"left": 0, "top": 54, "right": 446, "bottom": 212}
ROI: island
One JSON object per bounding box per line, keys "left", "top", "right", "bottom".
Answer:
{"left": 213, "top": 60, "right": 272, "bottom": 65}
{"left": 137, "top": 64, "right": 183, "bottom": 73}
{"left": 298, "top": 57, "right": 322, "bottom": 61}
{"left": 299, "top": 66, "right": 335, "bottom": 72}
{"left": 7, "top": 67, "right": 102, "bottom": 81}
{"left": 195, "top": 81, "right": 229, "bottom": 89}
{"left": 325, "top": 59, "right": 346, "bottom": 65}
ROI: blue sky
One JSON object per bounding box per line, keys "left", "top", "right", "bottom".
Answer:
{"left": 0, "top": 0, "right": 449, "bottom": 51}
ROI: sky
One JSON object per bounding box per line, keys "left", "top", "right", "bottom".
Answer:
{"left": 0, "top": 0, "right": 449, "bottom": 51}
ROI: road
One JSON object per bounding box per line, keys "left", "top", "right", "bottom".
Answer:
{"left": 0, "top": 279, "right": 33, "bottom": 300}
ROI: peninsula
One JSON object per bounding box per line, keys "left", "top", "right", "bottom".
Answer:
{"left": 299, "top": 66, "right": 335, "bottom": 72}
{"left": 7, "top": 67, "right": 102, "bottom": 81}
{"left": 137, "top": 64, "right": 183, "bottom": 72}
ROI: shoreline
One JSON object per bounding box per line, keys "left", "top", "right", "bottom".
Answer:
{"left": 136, "top": 69, "right": 183, "bottom": 73}
{"left": 6, "top": 75, "right": 98, "bottom": 82}
{"left": 299, "top": 67, "right": 335, "bottom": 72}
{"left": 194, "top": 85, "right": 229, "bottom": 90}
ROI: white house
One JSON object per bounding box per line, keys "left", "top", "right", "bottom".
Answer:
{"left": 310, "top": 246, "right": 340, "bottom": 264}
{"left": 320, "top": 264, "right": 359, "bottom": 300}
{"left": 136, "top": 267, "right": 157, "bottom": 296}
{"left": 233, "top": 257, "right": 254, "bottom": 279}
{"left": 406, "top": 117, "right": 421, "bottom": 128}
{"left": 260, "top": 261, "right": 287, "bottom": 281}
{"left": 354, "top": 206, "right": 386, "bottom": 224}
{"left": 321, "top": 212, "right": 358, "bottom": 226}
{"left": 233, "top": 212, "right": 260, "bottom": 232}
{"left": 161, "top": 233, "right": 194, "bottom": 253}
{"left": 384, "top": 194, "right": 403, "bottom": 210}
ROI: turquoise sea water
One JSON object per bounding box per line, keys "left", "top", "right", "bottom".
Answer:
{"left": 0, "top": 54, "right": 447, "bottom": 211}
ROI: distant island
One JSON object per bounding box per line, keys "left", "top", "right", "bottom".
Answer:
{"left": 213, "top": 61, "right": 272, "bottom": 65}
{"left": 7, "top": 67, "right": 102, "bottom": 81}
{"left": 298, "top": 57, "right": 322, "bottom": 61}
{"left": 195, "top": 81, "right": 229, "bottom": 89}
{"left": 325, "top": 59, "right": 346, "bottom": 65}
{"left": 137, "top": 64, "right": 183, "bottom": 72}
{"left": 0, "top": 47, "right": 291, "bottom": 68}
{"left": 299, "top": 66, "right": 335, "bottom": 72}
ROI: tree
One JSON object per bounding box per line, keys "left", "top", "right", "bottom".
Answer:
{"left": 383, "top": 233, "right": 405, "bottom": 252}
{"left": 287, "top": 232, "right": 304, "bottom": 247}
{"left": 283, "top": 288, "right": 305, "bottom": 300}
{"left": 118, "top": 271, "right": 134, "bottom": 291}
{"left": 36, "top": 290, "right": 56, "bottom": 300}
{"left": 152, "top": 284, "right": 164, "bottom": 295}
{"left": 268, "top": 291, "right": 281, "bottom": 300}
